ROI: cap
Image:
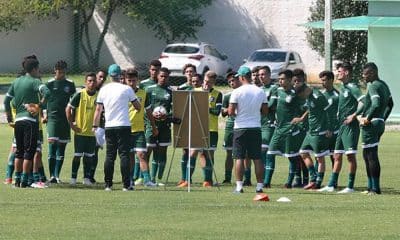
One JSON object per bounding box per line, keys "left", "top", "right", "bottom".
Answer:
{"left": 108, "top": 64, "right": 121, "bottom": 77}
{"left": 235, "top": 66, "right": 251, "bottom": 77}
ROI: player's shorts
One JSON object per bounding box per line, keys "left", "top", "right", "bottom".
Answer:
{"left": 267, "top": 126, "right": 305, "bottom": 157}
{"left": 14, "top": 120, "right": 39, "bottom": 161}
{"left": 232, "top": 128, "right": 262, "bottom": 160}
{"left": 223, "top": 128, "right": 233, "bottom": 150}
{"left": 206, "top": 131, "right": 218, "bottom": 151}
{"left": 361, "top": 118, "right": 385, "bottom": 149}
{"left": 326, "top": 130, "right": 338, "bottom": 155}
{"left": 261, "top": 125, "right": 276, "bottom": 149}
{"left": 47, "top": 118, "right": 71, "bottom": 143}
{"left": 334, "top": 121, "right": 360, "bottom": 155}
{"left": 145, "top": 125, "right": 171, "bottom": 147}
{"left": 299, "top": 132, "right": 330, "bottom": 157}
{"left": 130, "top": 131, "right": 147, "bottom": 152}
{"left": 74, "top": 135, "right": 96, "bottom": 157}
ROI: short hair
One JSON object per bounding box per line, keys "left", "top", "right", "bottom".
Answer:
{"left": 337, "top": 61, "right": 352, "bottom": 73}
{"left": 193, "top": 73, "right": 202, "bottom": 79}
{"left": 159, "top": 67, "right": 170, "bottom": 75}
{"left": 205, "top": 70, "right": 217, "bottom": 80}
{"left": 258, "top": 65, "right": 271, "bottom": 74}
{"left": 278, "top": 69, "right": 293, "bottom": 79}
{"left": 150, "top": 59, "right": 162, "bottom": 67}
{"left": 319, "top": 70, "right": 334, "bottom": 80}
{"left": 182, "top": 63, "right": 197, "bottom": 74}
{"left": 97, "top": 69, "right": 108, "bottom": 78}
{"left": 125, "top": 68, "right": 138, "bottom": 77}
{"left": 251, "top": 66, "right": 260, "bottom": 73}
{"left": 24, "top": 58, "right": 39, "bottom": 73}
{"left": 85, "top": 72, "right": 96, "bottom": 80}
{"left": 363, "top": 62, "right": 378, "bottom": 73}
{"left": 54, "top": 60, "right": 68, "bottom": 70}
{"left": 225, "top": 71, "right": 236, "bottom": 79}
{"left": 293, "top": 68, "right": 306, "bottom": 82}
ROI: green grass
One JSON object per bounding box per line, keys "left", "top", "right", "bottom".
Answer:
{"left": 0, "top": 124, "right": 399, "bottom": 239}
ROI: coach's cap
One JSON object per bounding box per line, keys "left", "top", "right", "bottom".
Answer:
{"left": 108, "top": 64, "right": 121, "bottom": 77}
{"left": 235, "top": 66, "right": 251, "bottom": 77}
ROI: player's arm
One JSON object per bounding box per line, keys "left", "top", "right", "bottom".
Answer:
{"left": 129, "top": 88, "right": 141, "bottom": 111}
{"left": 3, "top": 89, "right": 13, "bottom": 124}
{"left": 145, "top": 108, "right": 159, "bottom": 137}
{"left": 228, "top": 103, "right": 237, "bottom": 117}
{"left": 383, "top": 96, "right": 394, "bottom": 121}
{"left": 92, "top": 103, "right": 104, "bottom": 131}
{"left": 344, "top": 85, "right": 364, "bottom": 124}
{"left": 66, "top": 92, "right": 81, "bottom": 132}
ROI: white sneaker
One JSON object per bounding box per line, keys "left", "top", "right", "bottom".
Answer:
{"left": 144, "top": 181, "right": 157, "bottom": 187}
{"left": 82, "top": 178, "right": 93, "bottom": 185}
{"left": 317, "top": 186, "right": 335, "bottom": 192}
{"left": 156, "top": 182, "right": 165, "bottom": 186}
{"left": 134, "top": 178, "right": 144, "bottom": 186}
{"left": 32, "top": 182, "right": 47, "bottom": 189}
{"left": 105, "top": 187, "right": 112, "bottom": 191}
{"left": 56, "top": 178, "right": 62, "bottom": 184}
{"left": 70, "top": 178, "right": 77, "bottom": 185}
{"left": 122, "top": 186, "right": 134, "bottom": 191}
{"left": 337, "top": 187, "right": 355, "bottom": 194}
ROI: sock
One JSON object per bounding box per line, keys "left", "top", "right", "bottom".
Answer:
{"left": 83, "top": 156, "right": 92, "bottom": 179}
{"left": 307, "top": 165, "right": 317, "bottom": 182}
{"left": 328, "top": 172, "right": 339, "bottom": 187}
{"left": 27, "top": 172, "right": 33, "bottom": 185}
{"left": 236, "top": 181, "right": 243, "bottom": 191}
{"left": 157, "top": 152, "right": 167, "bottom": 180}
{"left": 367, "top": 177, "right": 372, "bottom": 190}
{"left": 203, "top": 155, "right": 212, "bottom": 182}
{"left": 348, "top": 173, "right": 356, "bottom": 189}
{"left": 302, "top": 162, "right": 309, "bottom": 185}
{"left": 21, "top": 172, "right": 29, "bottom": 185}
{"left": 38, "top": 166, "right": 46, "bottom": 181}
{"left": 244, "top": 168, "right": 251, "bottom": 182}
{"left": 287, "top": 157, "right": 297, "bottom": 186}
{"left": 14, "top": 172, "right": 22, "bottom": 182}
{"left": 189, "top": 156, "right": 197, "bottom": 182}
{"left": 91, "top": 147, "right": 99, "bottom": 180}
{"left": 181, "top": 154, "right": 188, "bottom": 181}
{"left": 71, "top": 158, "right": 80, "bottom": 179}
{"left": 372, "top": 177, "right": 380, "bottom": 193}
{"left": 316, "top": 172, "right": 325, "bottom": 188}
{"left": 225, "top": 170, "right": 232, "bottom": 182}
{"left": 5, "top": 151, "right": 15, "bottom": 179}
{"left": 263, "top": 154, "right": 275, "bottom": 185}
{"left": 33, "top": 172, "right": 40, "bottom": 183}
{"left": 150, "top": 153, "right": 158, "bottom": 182}
{"left": 54, "top": 144, "right": 67, "bottom": 178}
{"left": 256, "top": 182, "right": 263, "bottom": 191}
{"left": 142, "top": 170, "right": 151, "bottom": 183}
{"left": 133, "top": 156, "right": 140, "bottom": 180}
{"left": 48, "top": 142, "right": 57, "bottom": 177}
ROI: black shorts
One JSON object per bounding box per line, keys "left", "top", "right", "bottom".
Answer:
{"left": 232, "top": 128, "right": 262, "bottom": 160}
{"left": 14, "top": 120, "right": 39, "bottom": 161}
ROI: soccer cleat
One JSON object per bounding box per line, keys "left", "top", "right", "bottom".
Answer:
{"left": 303, "top": 182, "right": 317, "bottom": 190}
{"left": 263, "top": 183, "right": 271, "bottom": 188}
{"left": 256, "top": 188, "right": 264, "bottom": 193}
{"left": 337, "top": 187, "right": 355, "bottom": 194}
{"left": 361, "top": 190, "right": 370, "bottom": 195}
{"left": 32, "top": 182, "right": 47, "bottom": 189}
{"left": 367, "top": 191, "right": 378, "bottom": 196}
{"left": 70, "top": 178, "right": 77, "bottom": 185}
{"left": 4, "top": 178, "right": 12, "bottom": 185}
{"left": 177, "top": 181, "right": 188, "bottom": 188}
{"left": 104, "top": 186, "right": 112, "bottom": 191}
{"left": 283, "top": 183, "right": 292, "bottom": 189}
{"left": 134, "top": 178, "right": 144, "bottom": 186}
{"left": 221, "top": 179, "right": 231, "bottom": 185}
{"left": 82, "top": 178, "right": 93, "bottom": 185}
{"left": 14, "top": 179, "right": 21, "bottom": 188}
{"left": 202, "top": 181, "right": 212, "bottom": 188}
{"left": 233, "top": 188, "right": 244, "bottom": 194}
{"left": 176, "top": 179, "right": 185, "bottom": 186}
{"left": 89, "top": 178, "right": 96, "bottom": 184}
{"left": 317, "top": 186, "right": 335, "bottom": 192}
{"left": 292, "top": 182, "right": 303, "bottom": 188}
{"left": 20, "top": 181, "right": 28, "bottom": 188}
{"left": 144, "top": 181, "right": 157, "bottom": 187}
{"left": 48, "top": 177, "right": 57, "bottom": 184}
{"left": 156, "top": 182, "right": 165, "bottom": 187}
{"left": 56, "top": 178, "right": 62, "bottom": 184}
{"left": 243, "top": 179, "right": 252, "bottom": 186}
{"left": 122, "top": 186, "right": 134, "bottom": 191}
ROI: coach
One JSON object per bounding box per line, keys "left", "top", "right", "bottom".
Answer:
{"left": 93, "top": 64, "right": 141, "bottom": 191}
{"left": 228, "top": 66, "right": 268, "bottom": 194}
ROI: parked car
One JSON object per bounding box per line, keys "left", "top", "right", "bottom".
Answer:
{"left": 240, "top": 48, "right": 305, "bottom": 80}
{"left": 158, "top": 42, "right": 232, "bottom": 83}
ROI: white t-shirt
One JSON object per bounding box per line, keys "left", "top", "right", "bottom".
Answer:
{"left": 230, "top": 84, "right": 267, "bottom": 129}
{"left": 97, "top": 82, "right": 137, "bottom": 128}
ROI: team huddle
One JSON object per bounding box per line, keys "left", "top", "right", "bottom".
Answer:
{"left": 3, "top": 55, "right": 394, "bottom": 195}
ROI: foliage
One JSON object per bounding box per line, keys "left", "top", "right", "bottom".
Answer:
{"left": 307, "top": 0, "right": 368, "bottom": 79}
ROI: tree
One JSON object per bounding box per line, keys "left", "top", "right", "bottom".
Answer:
{"left": 307, "top": 0, "right": 368, "bottom": 78}
{"left": 0, "top": 0, "right": 212, "bottom": 71}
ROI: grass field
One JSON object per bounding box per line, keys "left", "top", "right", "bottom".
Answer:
{"left": 1, "top": 124, "right": 399, "bottom": 240}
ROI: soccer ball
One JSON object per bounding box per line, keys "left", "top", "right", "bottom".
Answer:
{"left": 153, "top": 106, "right": 167, "bottom": 121}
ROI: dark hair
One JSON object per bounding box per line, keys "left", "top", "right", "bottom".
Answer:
{"left": 293, "top": 68, "right": 306, "bottom": 82}
{"left": 150, "top": 59, "right": 162, "bottom": 67}
{"left": 193, "top": 73, "right": 202, "bottom": 79}
{"left": 225, "top": 71, "right": 236, "bottom": 79}
{"left": 54, "top": 60, "right": 67, "bottom": 70}
{"left": 319, "top": 70, "right": 334, "bottom": 80}
{"left": 251, "top": 66, "right": 260, "bottom": 73}
{"left": 363, "top": 62, "right": 378, "bottom": 73}
{"left": 20, "top": 55, "right": 39, "bottom": 76}
{"left": 85, "top": 72, "right": 97, "bottom": 80}
{"left": 278, "top": 69, "right": 293, "bottom": 79}
{"left": 125, "top": 68, "right": 138, "bottom": 77}
{"left": 97, "top": 69, "right": 108, "bottom": 78}
{"left": 24, "top": 58, "right": 40, "bottom": 73}
{"left": 182, "top": 63, "right": 197, "bottom": 74}
{"left": 337, "top": 61, "right": 352, "bottom": 73}
{"left": 258, "top": 65, "right": 271, "bottom": 74}
{"left": 159, "top": 67, "right": 170, "bottom": 75}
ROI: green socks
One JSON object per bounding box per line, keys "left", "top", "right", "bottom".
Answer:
{"left": 54, "top": 144, "right": 67, "bottom": 178}
{"left": 5, "top": 151, "right": 15, "bottom": 179}
{"left": 71, "top": 158, "right": 80, "bottom": 179}
{"left": 348, "top": 173, "right": 356, "bottom": 189}
{"left": 263, "top": 154, "right": 275, "bottom": 185}
{"left": 48, "top": 142, "right": 57, "bottom": 177}
{"left": 328, "top": 172, "right": 339, "bottom": 187}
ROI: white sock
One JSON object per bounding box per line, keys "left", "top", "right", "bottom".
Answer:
{"left": 236, "top": 181, "right": 243, "bottom": 191}
{"left": 256, "top": 182, "right": 263, "bottom": 191}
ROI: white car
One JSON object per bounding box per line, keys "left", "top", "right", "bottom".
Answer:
{"left": 158, "top": 42, "right": 232, "bottom": 78}
{"left": 240, "top": 48, "right": 306, "bottom": 80}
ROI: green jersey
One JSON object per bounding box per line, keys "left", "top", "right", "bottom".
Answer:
{"left": 145, "top": 84, "right": 173, "bottom": 127}
{"left": 261, "top": 83, "right": 278, "bottom": 128}
{"left": 45, "top": 78, "right": 76, "bottom": 120}
{"left": 139, "top": 78, "right": 156, "bottom": 90}
{"left": 177, "top": 82, "right": 193, "bottom": 90}
{"left": 362, "top": 79, "right": 392, "bottom": 121}
{"left": 274, "top": 87, "right": 303, "bottom": 129}
{"left": 305, "top": 88, "right": 331, "bottom": 135}
{"left": 222, "top": 92, "right": 235, "bottom": 130}
{"left": 322, "top": 88, "right": 340, "bottom": 131}
{"left": 5, "top": 74, "right": 50, "bottom": 122}
{"left": 338, "top": 81, "right": 363, "bottom": 122}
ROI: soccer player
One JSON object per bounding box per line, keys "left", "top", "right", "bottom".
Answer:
{"left": 4, "top": 57, "right": 50, "bottom": 187}
{"left": 266, "top": 70, "right": 305, "bottom": 188}
{"left": 221, "top": 72, "right": 240, "bottom": 184}
{"left": 258, "top": 66, "right": 278, "bottom": 188}
{"left": 177, "top": 64, "right": 197, "bottom": 90}
{"left": 125, "top": 68, "right": 158, "bottom": 187}
{"left": 191, "top": 73, "right": 203, "bottom": 88}
{"left": 93, "top": 64, "right": 140, "bottom": 191}
{"left": 319, "top": 62, "right": 364, "bottom": 193}
{"left": 145, "top": 67, "right": 174, "bottom": 185}
{"left": 359, "top": 62, "right": 393, "bottom": 195}
{"left": 44, "top": 60, "right": 76, "bottom": 183}
{"left": 251, "top": 66, "right": 262, "bottom": 87}
{"left": 66, "top": 73, "right": 98, "bottom": 185}
{"left": 229, "top": 66, "right": 268, "bottom": 194}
